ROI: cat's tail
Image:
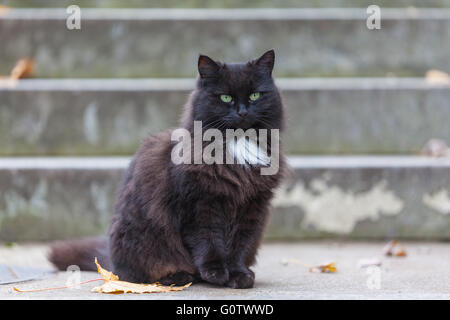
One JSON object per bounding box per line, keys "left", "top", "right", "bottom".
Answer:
{"left": 48, "top": 236, "right": 111, "bottom": 271}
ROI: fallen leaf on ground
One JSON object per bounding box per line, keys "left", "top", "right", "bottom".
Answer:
{"left": 10, "top": 59, "right": 34, "bottom": 80}
{"left": 309, "top": 262, "right": 337, "bottom": 273}
{"left": 281, "top": 258, "right": 337, "bottom": 273}
{"left": 94, "top": 257, "right": 119, "bottom": 281}
{"left": 425, "top": 69, "right": 450, "bottom": 84}
{"left": 0, "top": 59, "right": 35, "bottom": 88}
{"left": 92, "top": 258, "right": 191, "bottom": 294}
{"left": 383, "top": 240, "right": 407, "bottom": 257}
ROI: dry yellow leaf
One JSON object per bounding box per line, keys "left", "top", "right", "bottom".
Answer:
{"left": 10, "top": 59, "right": 34, "bottom": 80}
{"left": 309, "top": 262, "right": 337, "bottom": 273}
{"left": 94, "top": 257, "right": 119, "bottom": 281}
{"left": 91, "top": 280, "right": 191, "bottom": 294}
{"left": 92, "top": 258, "right": 191, "bottom": 294}
{"left": 281, "top": 258, "right": 337, "bottom": 273}
{"left": 383, "top": 240, "right": 408, "bottom": 257}
{"left": 0, "top": 59, "right": 34, "bottom": 87}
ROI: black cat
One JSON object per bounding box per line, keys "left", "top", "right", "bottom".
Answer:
{"left": 49, "top": 50, "right": 286, "bottom": 289}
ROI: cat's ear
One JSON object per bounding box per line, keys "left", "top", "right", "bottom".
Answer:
{"left": 255, "top": 49, "right": 275, "bottom": 75}
{"left": 198, "top": 54, "right": 220, "bottom": 78}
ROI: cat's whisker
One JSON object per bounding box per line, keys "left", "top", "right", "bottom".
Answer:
{"left": 202, "top": 119, "right": 224, "bottom": 131}
{"left": 256, "top": 119, "right": 274, "bottom": 129}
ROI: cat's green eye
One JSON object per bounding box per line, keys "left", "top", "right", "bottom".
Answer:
{"left": 220, "top": 94, "right": 233, "bottom": 103}
{"left": 249, "top": 92, "right": 261, "bottom": 101}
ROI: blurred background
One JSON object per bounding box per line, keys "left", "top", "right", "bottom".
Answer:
{"left": 0, "top": 0, "right": 449, "bottom": 243}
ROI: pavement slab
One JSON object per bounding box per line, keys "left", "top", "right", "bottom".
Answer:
{"left": 0, "top": 241, "right": 448, "bottom": 300}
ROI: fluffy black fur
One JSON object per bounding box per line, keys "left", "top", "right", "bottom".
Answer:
{"left": 49, "top": 50, "right": 286, "bottom": 289}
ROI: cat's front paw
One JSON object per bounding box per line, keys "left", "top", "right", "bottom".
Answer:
{"left": 158, "top": 271, "right": 196, "bottom": 286}
{"left": 226, "top": 269, "right": 255, "bottom": 289}
{"left": 200, "top": 264, "right": 229, "bottom": 285}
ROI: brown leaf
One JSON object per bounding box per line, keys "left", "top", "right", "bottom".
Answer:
{"left": 309, "top": 262, "right": 337, "bottom": 273}
{"left": 281, "top": 258, "right": 337, "bottom": 273}
{"left": 10, "top": 59, "right": 34, "bottom": 80}
{"left": 94, "top": 257, "right": 119, "bottom": 281}
{"left": 92, "top": 258, "right": 191, "bottom": 294}
{"left": 383, "top": 240, "right": 408, "bottom": 257}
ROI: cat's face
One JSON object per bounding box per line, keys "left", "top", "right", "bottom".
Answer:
{"left": 190, "top": 50, "right": 283, "bottom": 131}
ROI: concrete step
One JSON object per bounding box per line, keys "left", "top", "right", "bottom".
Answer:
{"left": 1, "top": 78, "right": 449, "bottom": 155}
{"left": 0, "top": 156, "right": 449, "bottom": 241}
{"left": 2, "top": 8, "right": 450, "bottom": 77}
{"left": 6, "top": 0, "right": 450, "bottom": 9}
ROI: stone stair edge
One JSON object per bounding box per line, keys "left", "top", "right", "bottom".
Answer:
{"left": 3, "top": 7, "right": 450, "bottom": 20}
{"left": 1, "top": 156, "right": 450, "bottom": 170}
{"left": 1, "top": 78, "right": 449, "bottom": 91}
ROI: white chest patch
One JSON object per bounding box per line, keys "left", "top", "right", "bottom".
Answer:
{"left": 227, "top": 137, "right": 270, "bottom": 167}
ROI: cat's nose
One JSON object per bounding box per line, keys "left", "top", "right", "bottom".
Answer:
{"left": 237, "top": 104, "right": 248, "bottom": 118}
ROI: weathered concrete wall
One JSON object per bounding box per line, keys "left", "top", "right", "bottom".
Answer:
{"left": 0, "top": 157, "right": 449, "bottom": 241}
{"left": 0, "top": 166, "right": 121, "bottom": 241}
{"left": 0, "top": 83, "right": 185, "bottom": 155}
{"left": 270, "top": 157, "right": 450, "bottom": 239}
{"left": 2, "top": 9, "right": 450, "bottom": 77}
{"left": 1, "top": 78, "right": 449, "bottom": 155}
{"left": 1, "top": 6, "right": 449, "bottom": 242}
